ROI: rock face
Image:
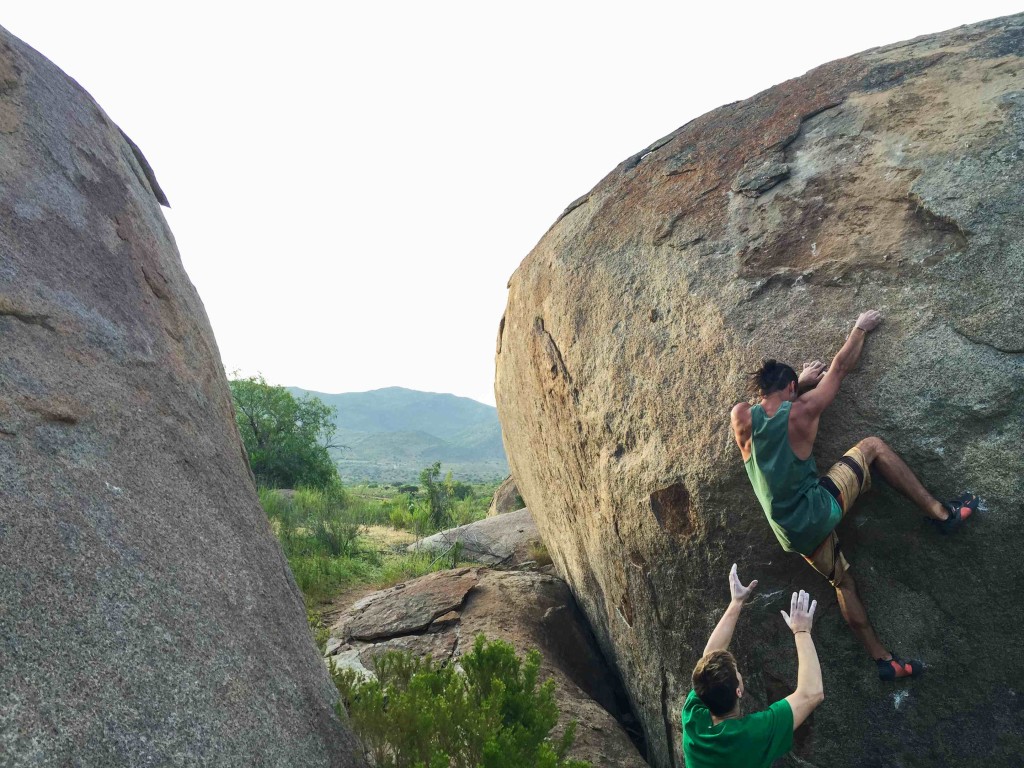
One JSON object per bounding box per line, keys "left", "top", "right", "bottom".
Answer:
{"left": 344, "top": 567, "right": 480, "bottom": 641}
{"left": 495, "top": 15, "right": 1024, "bottom": 768}
{"left": 0, "top": 28, "right": 362, "bottom": 766}
{"left": 409, "top": 507, "right": 541, "bottom": 566}
{"left": 330, "top": 568, "right": 648, "bottom": 767}
{"left": 487, "top": 474, "right": 523, "bottom": 516}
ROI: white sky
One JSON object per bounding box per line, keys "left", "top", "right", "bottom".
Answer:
{"left": 4, "top": 2, "right": 1019, "bottom": 405}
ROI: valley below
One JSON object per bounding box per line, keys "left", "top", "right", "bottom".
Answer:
{"left": 289, "top": 386, "right": 509, "bottom": 483}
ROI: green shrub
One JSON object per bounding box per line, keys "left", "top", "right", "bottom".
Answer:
{"left": 386, "top": 495, "right": 431, "bottom": 534}
{"left": 388, "top": 505, "right": 412, "bottom": 530}
{"left": 262, "top": 485, "right": 361, "bottom": 559}
{"left": 334, "top": 635, "right": 590, "bottom": 768}
{"left": 309, "top": 508, "right": 360, "bottom": 557}
{"left": 451, "top": 497, "right": 486, "bottom": 528}
{"left": 420, "top": 462, "right": 452, "bottom": 531}
{"left": 528, "top": 540, "right": 553, "bottom": 568}
{"left": 258, "top": 487, "right": 289, "bottom": 519}
{"left": 349, "top": 495, "right": 392, "bottom": 527}
{"left": 291, "top": 485, "right": 348, "bottom": 514}
{"left": 307, "top": 605, "right": 331, "bottom": 654}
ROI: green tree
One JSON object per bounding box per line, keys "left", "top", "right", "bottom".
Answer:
{"left": 448, "top": 478, "right": 474, "bottom": 501}
{"left": 419, "top": 461, "right": 453, "bottom": 530}
{"left": 229, "top": 374, "right": 339, "bottom": 489}
{"left": 333, "top": 634, "right": 590, "bottom": 768}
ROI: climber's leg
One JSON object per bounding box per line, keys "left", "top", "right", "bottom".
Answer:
{"left": 852, "top": 437, "right": 948, "bottom": 520}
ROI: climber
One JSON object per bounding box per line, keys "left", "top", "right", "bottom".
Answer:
{"left": 729, "top": 309, "right": 980, "bottom": 680}
{"left": 682, "top": 564, "right": 823, "bottom": 767}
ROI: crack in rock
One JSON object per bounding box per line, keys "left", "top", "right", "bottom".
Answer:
{"left": 950, "top": 324, "right": 1024, "bottom": 355}
{"left": 0, "top": 307, "right": 54, "bottom": 331}
{"left": 660, "top": 667, "right": 678, "bottom": 768}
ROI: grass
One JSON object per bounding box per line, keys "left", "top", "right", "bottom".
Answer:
{"left": 260, "top": 485, "right": 477, "bottom": 604}
{"left": 528, "top": 540, "right": 553, "bottom": 568}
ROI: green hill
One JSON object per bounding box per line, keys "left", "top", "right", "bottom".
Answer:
{"left": 286, "top": 386, "right": 508, "bottom": 483}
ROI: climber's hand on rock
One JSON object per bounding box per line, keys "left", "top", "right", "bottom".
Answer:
{"left": 799, "top": 360, "right": 826, "bottom": 391}
{"left": 781, "top": 590, "right": 817, "bottom": 634}
{"left": 728, "top": 563, "right": 758, "bottom": 605}
{"left": 855, "top": 310, "right": 882, "bottom": 332}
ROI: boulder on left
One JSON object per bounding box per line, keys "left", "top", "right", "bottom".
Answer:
{"left": 0, "top": 27, "right": 364, "bottom": 767}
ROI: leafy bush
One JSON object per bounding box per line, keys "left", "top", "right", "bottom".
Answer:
{"left": 388, "top": 505, "right": 412, "bottom": 530}
{"left": 381, "top": 471, "right": 490, "bottom": 535}
{"left": 385, "top": 494, "right": 431, "bottom": 534}
{"left": 307, "top": 606, "right": 331, "bottom": 654}
{"left": 334, "top": 635, "right": 590, "bottom": 768}
{"left": 259, "top": 477, "right": 498, "bottom": 605}
{"left": 451, "top": 497, "right": 485, "bottom": 528}
{"left": 528, "top": 540, "right": 553, "bottom": 568}
{"left": 260, "top": 486, "right": 362, "bottom": 599}
{"left": 357, "top": 498, "right": 395, "bottom": 527}
{"left": 309, "top": 507, "right": 359, "bottom": 557}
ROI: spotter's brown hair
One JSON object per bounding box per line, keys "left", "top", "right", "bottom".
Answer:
{"left": 692, "top": 650, "right": 740, "bottom": 716}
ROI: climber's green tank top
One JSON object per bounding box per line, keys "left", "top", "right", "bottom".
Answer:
{"left": 743, "top": 401, "right": 841, "bottom": 555}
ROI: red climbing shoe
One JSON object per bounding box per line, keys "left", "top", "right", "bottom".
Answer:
{"left": 877, "top": 653, "right": 923, "bottom": 681}
{"left": 931, "top": 491, "right": 981, "bottom": 535}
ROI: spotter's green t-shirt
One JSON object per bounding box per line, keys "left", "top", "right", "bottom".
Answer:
{"left": 681, "top": 689, "right": 793, "bottom": 768}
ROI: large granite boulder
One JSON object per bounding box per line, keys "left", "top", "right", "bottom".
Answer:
{"left": 487, "top": 474, "right": 523, "bottom": 516}
{"left": 408, "top": 507, "right": 541, "bottom": 566}
{"left": 329, "top": 568, "right": 648, "bottom": 767}
{"left": 0, "top": 27, "right": 362, "bottom": 766}
{"left": 495, "top": 14, "right": 1024, "bottom": 768}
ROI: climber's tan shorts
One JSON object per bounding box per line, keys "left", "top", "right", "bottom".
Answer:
{"left": 804, "top": 532, "right": 849, "bottom": 588}
{"left": 803, "top": 446, "right": 872, "bottom": 587}
{"left": 821, "top": 446, "right": 872, "bottom": 515}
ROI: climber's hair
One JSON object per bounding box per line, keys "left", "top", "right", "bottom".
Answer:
{"left": 692, "top": 650, "right": 740, "bottom": 716}
{"left": 747, "top": 359, "right": 798, "bottom": 397}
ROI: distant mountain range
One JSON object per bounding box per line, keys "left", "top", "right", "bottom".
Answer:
{"left": 286, "top": 386, "right": 508, "bottom": 483}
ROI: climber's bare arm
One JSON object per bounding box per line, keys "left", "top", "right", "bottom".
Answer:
{"left": 795, "top": 310, "right": 882, "bottom": 421}
{"left": 703, "top": 564, "right": 758, "bottom": 655}
{"left": 730, "top": 403, "right": 753, "bottom": 462}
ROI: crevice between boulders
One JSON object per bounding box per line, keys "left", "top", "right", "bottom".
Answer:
{"left": 660, "top": 667, "right": 678, "bottom": 768}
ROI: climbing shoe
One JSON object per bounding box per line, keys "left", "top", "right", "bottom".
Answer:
{"left": 930, "top": 491, "right": 981, "bottom": 535}
{"left": 877, "top": 653, "right": 923, "bottom": 681}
